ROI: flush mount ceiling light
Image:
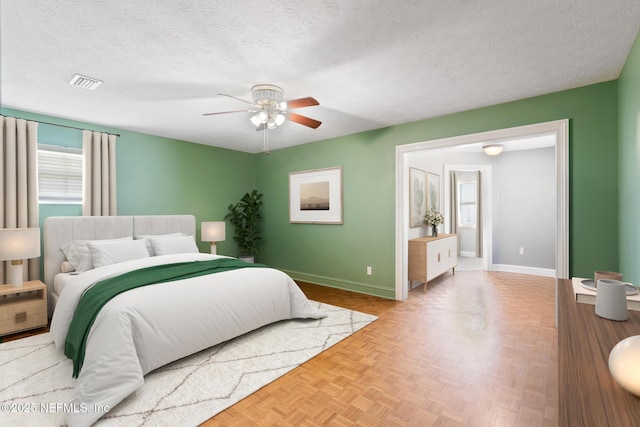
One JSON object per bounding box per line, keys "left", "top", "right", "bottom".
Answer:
{"left": 68, "top": 74, "right": 103, "bottom": 90}
{"left": 483, "top": 144, "right": 504, "bottom": 156}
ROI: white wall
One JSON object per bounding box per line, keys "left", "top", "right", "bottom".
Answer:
{"left": 492, "top": 147, "right": 556, "bottom": 269}
{"left": 407, "top": 146, "right": 556, "bottom": 272}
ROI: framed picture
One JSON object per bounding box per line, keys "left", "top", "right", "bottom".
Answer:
{"left": 427, "top": 172, "right": 440, "bottom": 211}
{"left": 289, "top": 167, "right": 343, "bottom": 224}
{"left": 409, "top": 167, "right": 427, "bottom": 228}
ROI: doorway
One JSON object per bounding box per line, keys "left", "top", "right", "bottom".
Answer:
{"left": 394, "top": 119, "right": 569, "bottom": 301}
{"left": 443, "top": 164, "right": 492, "bottom": 272}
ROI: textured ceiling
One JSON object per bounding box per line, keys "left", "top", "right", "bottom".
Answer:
{"left": 1, "top": 0, "right": 639, "bottom": 153}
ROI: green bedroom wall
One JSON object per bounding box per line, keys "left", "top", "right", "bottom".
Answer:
{"left": 4, "top": 78, "right": 621, "bottom": 299}
{"left": 2, "top": 108, "right": 257, "bottom": 256}
{"left": 619, "top": 31, "right": 640, "bottom": 285}
{"left": 256, "top": 81, "right": 619, "bottom": 299}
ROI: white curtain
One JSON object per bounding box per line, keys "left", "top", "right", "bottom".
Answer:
{"left": 474, "top": 171, "right": 483, "bottom": 257}
{"left": 0, "top": 115, "right": 40, "bottom": 282}
{"left": 449, "top": 170, "right": 459, "bottom": 236}
{"left": 83, "top": 130, "right": 117, "bottom": 216}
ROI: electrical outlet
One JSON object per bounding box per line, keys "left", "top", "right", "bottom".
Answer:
{"left": 367, "top": 266, "right": 372, "bottom": 276}
{"left": 519, "top": 247, "right": 525, "bottom": 256}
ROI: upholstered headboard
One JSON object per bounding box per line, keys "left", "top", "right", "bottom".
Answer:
{"left": 43, "top": 215, "right": 196, "bottom": 315}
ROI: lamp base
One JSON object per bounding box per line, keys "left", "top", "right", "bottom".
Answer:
{"left": 9, "top": 262, "right": 24, "bottom": 288}
{"left": 210, "top": 242, "right": 217, "bottom": 255}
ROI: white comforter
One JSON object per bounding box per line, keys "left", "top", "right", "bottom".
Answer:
{"left": 50, "top": 253, "right": 326, "bottom": 427}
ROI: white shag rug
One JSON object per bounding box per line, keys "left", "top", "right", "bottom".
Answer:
{"left": 0, "top": 302, "right": 377, "bottom": 426}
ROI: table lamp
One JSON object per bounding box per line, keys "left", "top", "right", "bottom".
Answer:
{"left": 201, "top": 221, "right": 225, "bottom": 255}
{"left": 0, "top": 228, "right": 41, "bottom": 287}
{"left": 609, "top": 335, "right": 640, "bottom": 396}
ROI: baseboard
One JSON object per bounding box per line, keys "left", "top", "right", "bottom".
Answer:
{"left": 459, "top": 251, "right": 477, "bottom": 257}
{"left": 282, "top": 269, "right": 396, "bottom": 300}
{"left": 492, "top": 264, "right": 556, "bottom": 278}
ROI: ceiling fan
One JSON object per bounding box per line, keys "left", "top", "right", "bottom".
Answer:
{"left": 203, "top": 84, "right": 321, "bottom": 153}
{"left": 203, "top": 84, "right": 321, "bottom": 130}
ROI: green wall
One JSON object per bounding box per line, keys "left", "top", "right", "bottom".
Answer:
{"left": 619, "top": 31, "right": 640, "bottom": 285}
{"left": 4, "top": 77, "right": 623, "bottom": 299}
{"left": 2, "top": 108, "right": 257, "bottom": 256}
{"left": 257, "top": 81, "right": 619, "bottom": 298}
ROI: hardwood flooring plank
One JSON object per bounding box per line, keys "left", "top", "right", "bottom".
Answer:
{"left": 203, "top": 271, "right": 558, "bottom": 426}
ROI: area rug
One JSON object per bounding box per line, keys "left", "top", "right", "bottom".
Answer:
{"left": 0, "top": 302, "right": 377, "bottom": 426}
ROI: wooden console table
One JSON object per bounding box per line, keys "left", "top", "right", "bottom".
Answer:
{"left": 558, "top": 278, "right": 640, "bottom": 425}
{"left": 408, "top": 234, "right": 457, "bottom": 292}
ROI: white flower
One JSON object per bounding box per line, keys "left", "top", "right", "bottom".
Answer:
{"left": 424, "top": 209, "right": 444, "bottom": 226}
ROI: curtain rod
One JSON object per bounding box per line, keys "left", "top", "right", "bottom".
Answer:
{"left": 2, "top": 114, "right": 121, "bottom": 137}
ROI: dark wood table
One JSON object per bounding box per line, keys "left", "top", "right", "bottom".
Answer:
{"left": 558, "top": 278, "right": 640, "bottom": 425}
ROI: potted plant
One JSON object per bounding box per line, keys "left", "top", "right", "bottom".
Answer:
{"left": 225, "top": 190, "right": 263, "bottom": 262}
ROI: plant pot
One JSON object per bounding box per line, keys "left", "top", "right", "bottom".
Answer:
{"left": 431, "top": 225, "right": 438, "bottom": 237}
{"left": 239, "top": 255, "right": 255, "bottom": 263}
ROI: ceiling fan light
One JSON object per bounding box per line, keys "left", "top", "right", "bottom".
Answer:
{"left": 257, "top": 110, "right": 268, "bottom": 122}
{"left": 267, "top": 121, "right": 277, "bottom": 130}
{"left": 250, "top": 114, "right": 261, "bottom": 127}
{"left": 278, "top": 101, "right": 287, "bottom": 110}
{"left": 275, "top": 113, "right": 286, "bottom": 126}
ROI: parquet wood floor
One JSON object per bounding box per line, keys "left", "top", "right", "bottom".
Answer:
{"left": 203, "top": 271, "right": 558, "bottom": 426}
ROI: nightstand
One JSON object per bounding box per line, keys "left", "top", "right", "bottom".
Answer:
{"left": 0, "top": 280, "right": 48, "bottom": 336}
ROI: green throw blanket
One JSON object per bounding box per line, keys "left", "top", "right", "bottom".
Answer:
{"left": 64, "top": 258, "right": 266, "bottom": 377}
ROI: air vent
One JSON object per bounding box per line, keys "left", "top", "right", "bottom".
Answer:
{"left": 68, "top": 74, "right": 103, "bottom": 90}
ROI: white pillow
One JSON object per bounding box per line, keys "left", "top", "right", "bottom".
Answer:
{"left": 87, "top": 239, "right": 150, "bottom": 269}
{"left": 61, "top": 236, "right": 133, "bottom": 272}
{"left": 60, "top": 261, "right": 75, "bottom": 273}
{"left": 135, "top": 233, "right": 185, "bottom": 256}
{"left": 149, "top": 235, "right": 199, "bottom": 256}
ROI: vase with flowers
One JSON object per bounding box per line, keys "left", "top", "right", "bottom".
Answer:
{"left": 424, "top": 208, "right": 444, "bottom": 237}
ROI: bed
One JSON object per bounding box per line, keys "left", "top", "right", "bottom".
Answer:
{"left": 44, "top": 215, "right": 326, "bottom": 427}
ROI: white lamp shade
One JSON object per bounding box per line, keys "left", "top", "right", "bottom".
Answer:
{"left": 609, "top": 335, "right": 640, "bottom": 396}
{"left": 0, "top": 228, "right": 41, "bottom": 261}
{"left": 201, "top": 222, "right": 226, "bottom": 242}
{"left": 483, "top": 144, "right": 504, "bottom": 156}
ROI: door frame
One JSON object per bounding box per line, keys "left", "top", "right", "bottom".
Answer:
{"left": 443, "top": 164, "right": 493, "bottom": 271}
{"left": 394, "top": 119, "right": 569, "bottom": 301}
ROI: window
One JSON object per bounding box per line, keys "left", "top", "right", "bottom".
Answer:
{"left": 458, "top": 182, "right": 477, "bottom": 226}
{"left": 38, "top": 144, "right": 82, "bottom": 204}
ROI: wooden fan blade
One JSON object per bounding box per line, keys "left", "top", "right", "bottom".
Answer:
{"left": 288, "top": 112, "right": 322, "bottom": 129}
{"left": 218, "top": 93, "right": 255, "bottom": 106}
{"left": 286, "top": 97, "right": 319, "bottom": 109}
{"left": 202, "top": 109, "right": 253, "bottom": 116}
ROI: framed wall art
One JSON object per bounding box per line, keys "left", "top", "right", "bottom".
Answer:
{"left": 289, "top": 167, "right": 343, "bottom": 224}
{"left": 427, "top": 172, "right": 440, "bottom": 211}
{"left": 409, "top": 167, "right": 427, "bottom": 228}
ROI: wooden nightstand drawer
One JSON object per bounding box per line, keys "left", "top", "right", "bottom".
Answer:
{"left": 0, "top": 308, "right": 47, "bottom": 335}
{"left": 0, "top": 280, "right": 48, "bottom": 336}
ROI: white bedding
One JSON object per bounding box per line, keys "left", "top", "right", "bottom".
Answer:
{"left": 53, "top": 272, "right": 75, "bottom": 295}
{"left": 50, "top": 253, "right": 326, "bottom": 427}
